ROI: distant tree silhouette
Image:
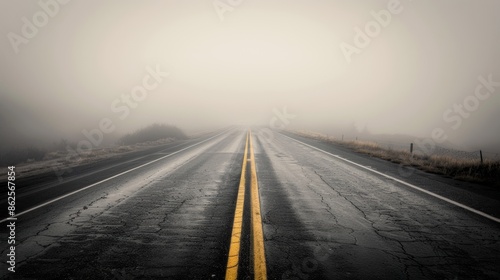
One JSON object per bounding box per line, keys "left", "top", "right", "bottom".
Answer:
{"left": 0, "top": 147, "right": 46, "bottom": 166}
{"left": 120, "top": 123, "right": 187, "bottom": 145}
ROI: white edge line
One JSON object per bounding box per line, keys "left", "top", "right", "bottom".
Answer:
{"left": 0, "top": 129, "right": 231, "bottom": 224}
{"left": 279, "top": 133, "right": 500, "bottom": 224}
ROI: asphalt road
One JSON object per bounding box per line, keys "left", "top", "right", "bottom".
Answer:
{"left": 1, "top": 127, "right": 499, "bottom": 279}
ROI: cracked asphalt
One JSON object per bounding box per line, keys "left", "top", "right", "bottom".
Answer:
{"left": 255, "top": 129, "right": 500, "bottom": 280}
{"left": 1, "top": 128, "right": 499, "bottom": 279}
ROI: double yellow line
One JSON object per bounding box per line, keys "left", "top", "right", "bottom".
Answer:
{"left": 226, "top": 130, "right": 267, "bottom": 280}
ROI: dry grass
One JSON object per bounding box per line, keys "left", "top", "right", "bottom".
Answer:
{"left": 291, "top": 130, "right": 500, "bottom": 186}
{"left": 0, "top": 138, "right": 177, "bottom": 182}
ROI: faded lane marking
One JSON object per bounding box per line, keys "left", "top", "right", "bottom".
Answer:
{"left": 0, "top": 129, "right": 232, "bottom": 224}
{"left": 280, "top": 133, "right": 500, "bottom": 224}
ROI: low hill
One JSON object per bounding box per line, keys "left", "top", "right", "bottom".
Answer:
{"left": 119, "top": 123, "right": 187, "bottom": 145}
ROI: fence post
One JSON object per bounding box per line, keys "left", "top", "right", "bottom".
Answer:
{"left": 342, "top": 134, "right": 344, "bottom": 141}
{"left": 410, "top": 143, "right": 413, "bottom": 154}
{"left": 480, "top": 150, "right": 483, "bottom": 164}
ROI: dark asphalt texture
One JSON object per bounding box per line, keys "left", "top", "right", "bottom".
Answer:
{"left": 1, "top": 127, "right": 499, "bottom": 279}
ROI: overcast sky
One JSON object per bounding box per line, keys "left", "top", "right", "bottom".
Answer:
{"left": 1, "top": 1, "right": 499, "bottom": 151}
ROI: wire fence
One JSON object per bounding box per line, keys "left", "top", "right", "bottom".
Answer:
{"left": 358, "top": 139, "right": 500, "bottom": 162}
{"left": 296, "top": 130, "right": 500, "bottom": 163}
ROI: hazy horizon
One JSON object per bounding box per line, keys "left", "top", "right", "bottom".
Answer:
{"left": 1, "top": 1, "right": 499, "bottom": 153}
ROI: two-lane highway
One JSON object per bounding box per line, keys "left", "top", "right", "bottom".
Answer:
{"left": 1, "top": 127, "right": 499, "bottom": 279}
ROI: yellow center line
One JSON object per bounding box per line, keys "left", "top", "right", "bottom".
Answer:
{"left": 249, "top": 130, "right": 268, "bottom": 280}
{"left": 225, "top": 130, "right": 268, "bottom": 280}
{"left": 225, "top": 132, "right": 249, "bottom": 280}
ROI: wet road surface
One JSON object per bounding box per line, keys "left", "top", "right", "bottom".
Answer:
{"left": 1, "top": 128, "right": 499, "bottom": 279}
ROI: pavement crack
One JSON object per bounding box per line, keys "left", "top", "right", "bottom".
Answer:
{"left": 311, "top": 169, "right": 371, "bottom": 225}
